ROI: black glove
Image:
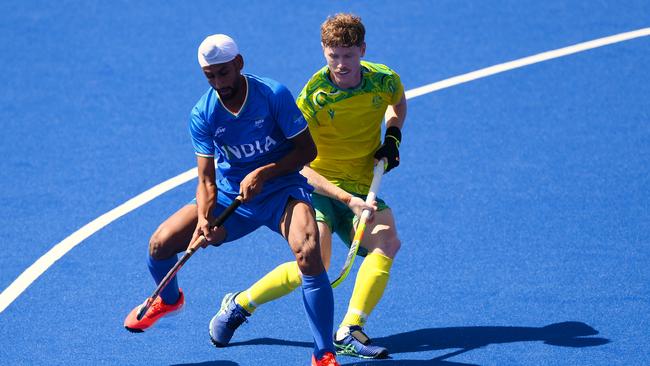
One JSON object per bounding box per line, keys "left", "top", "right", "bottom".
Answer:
{"left": 374, "top": 126, "right": 401, "bottom": 172}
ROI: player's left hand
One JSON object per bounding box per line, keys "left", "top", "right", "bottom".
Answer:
{"left": 374, "top": 126, "right": 401, "bottom": 172}
{"left": 240, "top": 168, "right": 266, "bottom": 202}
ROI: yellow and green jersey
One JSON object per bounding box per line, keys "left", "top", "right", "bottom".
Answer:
{"left": 297, "top": 61, "right": 404, "bottom": 194}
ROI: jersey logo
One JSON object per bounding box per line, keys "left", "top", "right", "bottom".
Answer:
{"left": 222, "top": 136, "right": 278, "bottom": 160}
{"left": 328, "top": 109, "right": 335, "bottom": 120}
{"left": 313, "top": 89, "right": 341, "bottom": 108}
{"left": 215, "top": 126, "right": 226, "bottom": 137}
{"left": 254, "top": 118, "right": 265, "bottom": 129}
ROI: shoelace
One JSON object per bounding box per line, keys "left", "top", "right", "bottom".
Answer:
{"left": 146, "top": 300, "right": 165, "bottom": 317}
{"left": 225, "top": 304, "right": 248, "bottom": 328}
{"left": 144, "top": 296, "right": 177, "bottom": 318}
{"left": 336, "top": 333, "right": 385, "bottom": 358}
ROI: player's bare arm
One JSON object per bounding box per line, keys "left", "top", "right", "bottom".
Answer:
{"left": 239, "top": 128, "right": 317, "bottom": 201}
{"left": 300, "top": 165, "right": 375, "bottom": 218}
{"left": 193, "top": 155, "right": 219, "bottom": 247}
{"left": 384, "top": 91, "right": 407, "bottom": 129}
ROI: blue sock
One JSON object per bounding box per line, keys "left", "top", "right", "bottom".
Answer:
{"left": 147, "top": 254, "right": 180, "bottom": 304}
{"left": 301, "top": 270, "right": 335, "bottom": 358}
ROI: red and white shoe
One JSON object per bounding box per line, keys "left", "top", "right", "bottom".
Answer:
{"left": 311, "top": 351, "right": 340, "bottom": 366}
{"left": 124, "top": 289, "right": 185, "bottom": 332}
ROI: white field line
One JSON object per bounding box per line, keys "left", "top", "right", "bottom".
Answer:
{"left": 1, "top": 27, "right": 649, "bottom": 313}
{"left": 0, "top": 169, "right": 197, "bottom": 313}
{"left": 406, "top": 27, "right": 650, "bottom": 99}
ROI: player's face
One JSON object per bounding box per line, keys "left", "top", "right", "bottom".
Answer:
{"left": 322, "top": 43, "right": 366, "bottom": 89}
{"left": 202, "top": 57, "right": 243, "bottom": 101}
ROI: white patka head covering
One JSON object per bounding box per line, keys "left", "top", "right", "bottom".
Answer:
{"left": 197, "top": 34, "right": 239, "bottom": 67}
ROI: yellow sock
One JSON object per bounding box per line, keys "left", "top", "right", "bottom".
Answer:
{"left": 341, "top": 252, "right": 393, "bottom": 328}
{"left": 235, "top": 261, "right": 302, "bottom": 314}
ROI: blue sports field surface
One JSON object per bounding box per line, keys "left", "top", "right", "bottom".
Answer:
{"left": 1, "top": 1, "right": 649, "bottom": 365}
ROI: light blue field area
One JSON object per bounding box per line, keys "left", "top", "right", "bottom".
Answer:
{"left": 1, "top": 1, "right": 649, "bottom": 365}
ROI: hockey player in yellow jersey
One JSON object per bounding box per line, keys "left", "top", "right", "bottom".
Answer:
{"left": 214, "top": 13, "right": 407, "bottom": 361}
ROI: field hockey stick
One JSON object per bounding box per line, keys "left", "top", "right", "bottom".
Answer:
{"left": 330, "top": 160, "right": 386, "bottom": 288}
{"left": 136, "top": 196, "right": 242, "bottom": 320}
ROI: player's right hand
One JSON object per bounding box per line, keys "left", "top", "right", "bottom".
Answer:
{"left": 190, "top": 217, "right": 217, "bottom": 250}
{"left": 347, "top": 196, "right": 377, "bottom": 222}
{"left": 239, "top": 167, "right": 267, "bottom": 202}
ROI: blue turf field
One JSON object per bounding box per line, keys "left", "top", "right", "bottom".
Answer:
{"left": 1, "top": 1, "right": 649, "bottom": 365}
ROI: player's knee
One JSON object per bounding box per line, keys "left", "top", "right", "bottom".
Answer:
{"left": 382, "top": 235, "right": 401, "bottom": 258}
{"left": 292, "top": 237, "right": 315, "bottom": 265}
{"left": 292, "top": 233, "right": 323, "bottom": 275}
{"left": 149, "top": 227, "right": 175, "bottom": 260}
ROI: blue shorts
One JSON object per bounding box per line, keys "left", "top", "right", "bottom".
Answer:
{"left": 191, "top": 183, "right": 313, "bottom": 244}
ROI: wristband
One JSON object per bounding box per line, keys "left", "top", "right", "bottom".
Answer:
{"left": 385, "top": 126, "right": 401, "bottom": 147}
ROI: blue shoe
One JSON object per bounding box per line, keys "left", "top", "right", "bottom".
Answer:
{"left": 209, "top": 292, "right": 250, "bottom": 347}
{"left": 334, "top": 326, "right": 389, "bottom": 359}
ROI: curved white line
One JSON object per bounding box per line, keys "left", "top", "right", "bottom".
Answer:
{"left": 0, "top": 169, "right": 198, "bottom": 313}
{"left": 405, "top": 27, "right": 650, "bottom": 99}
{"left": 1, "top": 27, "right": 649, "bottom": 313}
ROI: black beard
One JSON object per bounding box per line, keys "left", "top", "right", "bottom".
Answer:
{"left": 217, "top": 87, "right": 235, "bottom": 101}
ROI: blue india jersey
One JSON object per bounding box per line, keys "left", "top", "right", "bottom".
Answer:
{"left": 189, "top": 74, "right": 309, "bottom": 195}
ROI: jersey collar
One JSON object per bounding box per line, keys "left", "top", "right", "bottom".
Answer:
{"left": 323, "top": 64, "right": 369, "bottom": 92}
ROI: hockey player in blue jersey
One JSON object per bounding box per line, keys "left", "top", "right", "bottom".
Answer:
{"left": 124, "top": 34, "right": 339, "bottom": 366}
